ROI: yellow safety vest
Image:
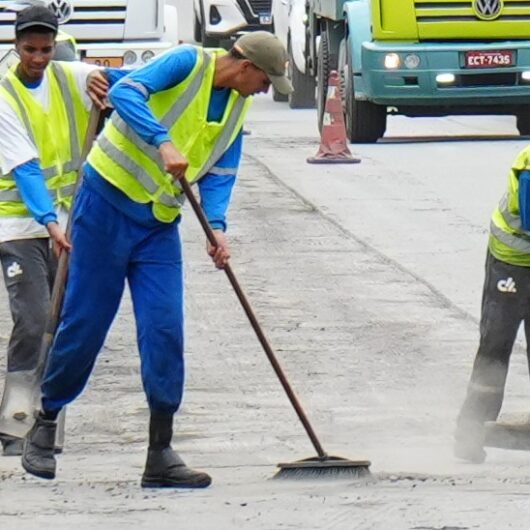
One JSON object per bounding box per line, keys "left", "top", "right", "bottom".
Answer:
{"left": 57, "top": 31, "right": 76, "bottom": 48}
{"left": 489, "top": 145, "right": 530, "bottom": 266}
{"left": 55, "top": 31, "right": 77, "bottom": 61}
{"left": 87, "top": 47, "right": 252, "bottom": 223}
{"left": 0, "top": 61, "right": 89, "bottom": 217}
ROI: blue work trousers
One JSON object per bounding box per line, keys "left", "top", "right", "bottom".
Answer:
{"left": 41, "top": 182, "right": 185, "bottom": 414}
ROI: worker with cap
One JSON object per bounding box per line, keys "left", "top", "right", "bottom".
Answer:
{"left": 21, "top": 32, "right": 292, "bottom": 487}
{"left": 0, "top": 4, "right": 108, "bottom": 455}
{"left": 1, "top": 1, "right": 78, "bottom": 61}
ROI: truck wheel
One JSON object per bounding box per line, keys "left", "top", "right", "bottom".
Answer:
{"left": 517, "top": 112, "right": 530, "bottom": 136}
{"left": 273, "top": 87, "right": 288, "bottom": 102}
{"left": 317, "top": 31, "right": 331, "bottom": 132}
{"left": 194, "top": 12, "right": 201, "bottom": 43}
{"left": 288, "top": 41, "right": 316, "bottom": 109}
{"left": 343, "top": 37, "right": 386, "bottom": 143}
{"left": 198, "top": 1, "right": 219, "bottom": 47}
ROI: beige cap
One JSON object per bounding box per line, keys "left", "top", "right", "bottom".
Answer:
{"left": 234, "top": 31, "right": 294, "bottom": 95}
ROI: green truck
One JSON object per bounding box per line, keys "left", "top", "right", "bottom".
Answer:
{"left": 307, "top": 0, "right": 530, "bottom": 142}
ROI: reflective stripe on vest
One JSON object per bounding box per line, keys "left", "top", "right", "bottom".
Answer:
{"left": 0, "top": 182, "right": 76, "bottom": 203}
{"left": 107, "top": 95, "right": 246, "bottom": 203}
{"left": 491, "top": 194, "right": 530, "bottom": 252}
{"left": 490, "top": 220, "right": 530, "bottom": 252}
{"left": 97, "top": 134, "right": 185, "bottom": 209}
{"left": 497, "top": 193, "right": 530, "bottom": 234}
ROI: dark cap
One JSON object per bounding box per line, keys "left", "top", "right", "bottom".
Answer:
{"left": 234, "top": 31, "right": 293, "bottom": 95}
{"left": 15, "top": 5, "right": 59, "bottom": 33}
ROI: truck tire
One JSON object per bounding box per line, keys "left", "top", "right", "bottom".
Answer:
{"left": 198, "top": 1, "right": 219, "bottom": 48}
{"left": 273, "top": 86, "right": 288, "bottom": 102}
{"left": 517, "top": 112, "right": 530, "bottom": 136}
{"left": 343, "top": 37, "right": 386, "bottom": 143}
{"left": 194, "top": 12, "right": 201, "bottom": 43}
{"left": 317, "top": 31, "right": 331, "bottom": 133}
{"left": 288, "top": 41, "right": 316, "bottom": 109}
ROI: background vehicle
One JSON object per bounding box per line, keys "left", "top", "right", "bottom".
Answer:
{"left": 0, "top": 0, "right": 178, "bottom": 68}
{"left": 193, "top": 0, "right": 273, "bottom": 48}
{"left": 272, "top": 0, "right": 315, "bottom": 108}
{"left": 307, "top": 0, "right": 530, "bottom": 143}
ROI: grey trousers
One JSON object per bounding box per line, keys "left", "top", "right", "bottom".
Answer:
{"left": 0, "top": 238, "right": 56, "bottom": 373}
{"left": 457, "top": 250, "right": 530, "bottom": 431}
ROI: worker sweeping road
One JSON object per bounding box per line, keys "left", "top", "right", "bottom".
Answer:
{"left": 0, "top": 5, "right": 108, "bottom": 456}
{"left": 455, "top": 145, "right": 530, "bottom": 463}
{"left": 21, "top": 31, "right": 293, "bottom": 488}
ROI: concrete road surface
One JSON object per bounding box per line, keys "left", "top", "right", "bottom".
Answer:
{"left": 2, "top": 97, "right": 530, "bottom": 529}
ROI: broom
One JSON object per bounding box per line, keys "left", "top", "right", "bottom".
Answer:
{"left": 179, "top": 176, "right": 371, "bottom": 479}
{"left": 33, "top": 107, "right": 101, "bottom": 383}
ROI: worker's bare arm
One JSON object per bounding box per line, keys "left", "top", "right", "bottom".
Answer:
{"left": 86, "top": 70, "right": 110, "bottom": 110}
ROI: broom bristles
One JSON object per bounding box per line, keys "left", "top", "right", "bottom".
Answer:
{"left": 273, "top": 455, "right": 371, "bottom": 480}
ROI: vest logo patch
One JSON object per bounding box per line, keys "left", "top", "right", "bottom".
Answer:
{"left": 497, "top": 277, "right": 517, "bottom": 293}
{"left": 6, "top": 261, "right": 23, "bottom": 279}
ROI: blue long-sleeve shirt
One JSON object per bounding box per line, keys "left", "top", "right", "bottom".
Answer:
{"left": 86, "top": 45, "right": 242, "bottom": 230}
{"left": 13, "top": 159, "right": 56, "bottom": 225}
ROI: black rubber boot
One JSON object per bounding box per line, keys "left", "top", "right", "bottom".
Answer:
{"left": 141, "top": 412, "right": 211, "bottom": 489}
{"left": 1, "top": 435, "right": 24, "bottom": 456}
{"left": 21, "top": 415, "right": 58, "bottom": 479}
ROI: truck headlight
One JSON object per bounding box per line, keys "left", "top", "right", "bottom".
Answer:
{"left": 123, "top": 50, "right": 137, "bottom": 65}
{"left": 404, "top": 54, "right": 420, "bottom": 69}
{"left": 521, "top": 71, "right": 530, "bottom": 82}
{"left": 142, "top": 50, "right": 155, "bottom": 63}
{"left": 384, "top": 53, "right": 400, "bottom": 69}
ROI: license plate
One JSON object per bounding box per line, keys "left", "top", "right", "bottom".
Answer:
{"left": 83, "top": 57, "right": 124, "bottom": 67}
{"left": 464, "top": 50, "right": 514, "bottom": 68}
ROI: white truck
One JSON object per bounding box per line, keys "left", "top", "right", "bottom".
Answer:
{"left": 193, "top": 0, "right": 273, "bottom": 47}
{"left": 0, "top": 0, "right": 179, "bottom": 68}
{"left": 271, "top": 0, "right": 314, "bottom": 108}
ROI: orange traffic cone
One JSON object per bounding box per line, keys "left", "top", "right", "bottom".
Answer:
{"left": 307, "top": 70, "right": 360, "bottom": 164}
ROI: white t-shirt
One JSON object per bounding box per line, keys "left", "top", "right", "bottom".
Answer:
{"left": 0, "top": 61, "right": 98, "bottom": 242}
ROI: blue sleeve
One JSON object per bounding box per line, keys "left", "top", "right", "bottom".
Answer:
{"left": 108, "top": 46, "right": 198, "bottom": 147}
{"left": 198, "top": 130, "right": 243, "bottom": 231}
{"left": 12, "top": 160, "right": 56, "bottom": 225}
{"left": 105, "top": 67, "right": 133, "bottom": 87}
{"left": 519, "top": 170, "right": 530, "bottom": 231}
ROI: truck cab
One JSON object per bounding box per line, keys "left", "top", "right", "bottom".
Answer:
{"left": 0, "top": 0, "right": 178, "bottom": 68}
{"left": 308, "top": 0, "right": 530, "bottom": 142}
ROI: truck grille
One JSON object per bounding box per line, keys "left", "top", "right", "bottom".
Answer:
{"left": 415, "top": 0, "right": 530, "bottom": 23}
{"left": 61, "top": 0, "right": 127, "bottom": 43}
{"left": 414, "top": 0, "right": 530, "bottom": 40}
{"left": 246, "top": 0, "right": 272, "bottom": 16}
{"left": 0, "top": 0, "right": 127, "bottom": 44}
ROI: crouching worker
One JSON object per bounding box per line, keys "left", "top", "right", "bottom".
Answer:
{"left": 21, "top": 32, "right": 292, "bottom": 487}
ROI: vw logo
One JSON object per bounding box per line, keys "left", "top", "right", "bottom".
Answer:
{"left": 473, "top": 0, "right": 503, "bottom": 20}
{"left": 47, "top": 0, "right": 74, "bottom": 24}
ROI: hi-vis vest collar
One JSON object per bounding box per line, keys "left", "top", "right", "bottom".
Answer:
{"left": 0, "top": 63, "right": 81, "bottom": 203}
